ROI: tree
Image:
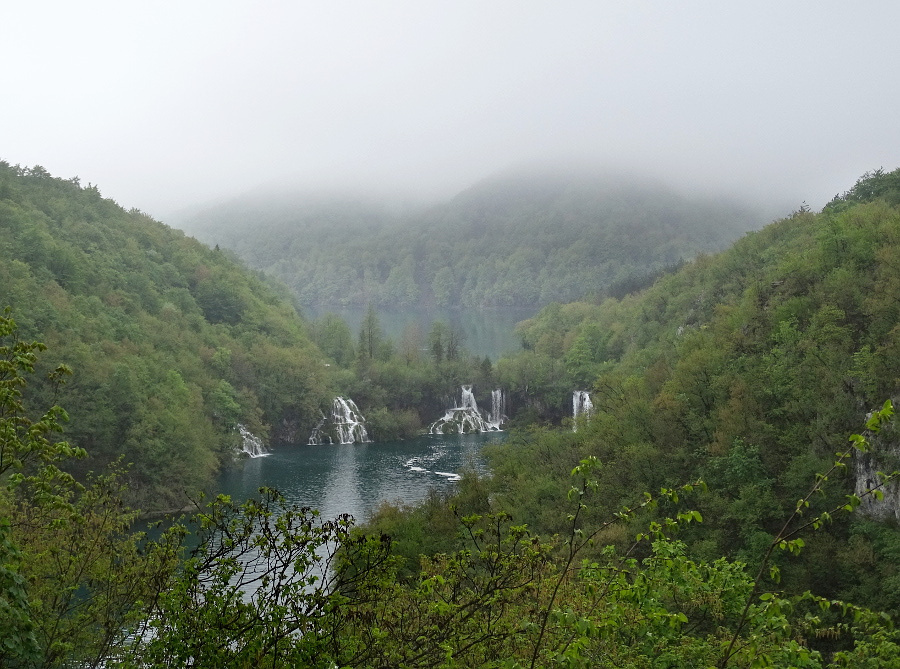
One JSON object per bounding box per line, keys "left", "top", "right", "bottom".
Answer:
{"left": 398, "top": 322, "right": 422, "bottom": 366}
{"left": 428, "top": 321, "right": 448, "bottom": 363}
{"left": 0, "top": 311, "right": 181, "bottom": 668}
{"left": 313, "top": 313, "right": 355, "bottom": 367}
{"left": 445, "top": 322, "right": 465, "bottom": 361}
{"left": 123, "top": 488, "right": 394, "bottom": 668}
{"left": 0, "top": 309, "right": 80, "bottom": 479}
{"left": 357, "top": 305, "right": 383, "bottom": 362}
{"left": 431, "top": 267, "right": 456, "bottom": 307}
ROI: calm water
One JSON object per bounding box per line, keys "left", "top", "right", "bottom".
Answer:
{"left": 303, "top": 305, "right": 535, "bottom": 361}
{"left": 217, "top": 432, "right": 506, "bottom": 522}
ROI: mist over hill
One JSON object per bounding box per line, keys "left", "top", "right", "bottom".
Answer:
{"left": 177, "top": 169, "right": 767, "bottom": 310}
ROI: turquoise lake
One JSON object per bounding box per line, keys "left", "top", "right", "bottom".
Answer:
{"left": 217, "top": 432, "right": 506, "bottom": 522}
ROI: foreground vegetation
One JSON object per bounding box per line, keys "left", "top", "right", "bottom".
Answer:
{"left": 361, "top": 168, "right": 900, "bottom": 650}
{"left": 2, "top": 316, "right": 899, "bottom": 666}
{"left": 4, "top": 165, "right": 900, "bottom": 665}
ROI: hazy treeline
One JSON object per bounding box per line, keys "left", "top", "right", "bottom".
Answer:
{"left": 182, "top": 171, "right": 763, "bottom": 309}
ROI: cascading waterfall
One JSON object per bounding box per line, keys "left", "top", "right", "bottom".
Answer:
{"left": 572, "top": 390, "right": 593, "bottom": 431}
{"left": 461, "top": 385, "right": 478, "bottom": 411}
{"left": 429, "top": 386, "right": 505, "bottom": 434}
{"left": 308, "top": 397, "right": 370, "bottom": 445}
{"left": 238, "top": 424, "right": 269, "bottom": 457}
{"left": 307, "top": 412, "right": 332, "bottom": 445}
{"left": 488, "top": 389, "right": 506, "bottom": 430}
{"left": 332, "top": 396, "right": 370, "bottom": 444}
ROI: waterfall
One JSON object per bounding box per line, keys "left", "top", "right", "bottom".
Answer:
{"left": 307, "top": 412, "right": 333, "bottom": 445}
{"left": 461, "top": 385, "right": 478, "bottom": 411}
{"left": 488, "top": 389, "right": 506, "bottom": 430}
{"left": 238, "top": 424, "right": 269, "bottom": 458}
{"left": 308, "top": 397, "right": 370, "bottom": 445}
{"left": 572, "top": 390, "right": 593, "bottom": 431}
{"left": 332, "top": 397, "right": 370, "bottom": 444}
{"left": 429, "top": 386, "right": 505, "bottom": 435}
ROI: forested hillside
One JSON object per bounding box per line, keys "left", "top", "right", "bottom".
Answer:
{"left": 4, "top": 166, "right": 900, "bottom": 666}
{"left": 180, "top": 170, "right": 763, "bottom": 309}
{"left": 370, "top": 168, "right": 900, "bottom": 618}
{"left": 0, "top": 162, "right": 334, "bottom": 508}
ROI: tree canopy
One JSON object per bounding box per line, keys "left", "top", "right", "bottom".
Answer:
{"left": 0, "top": 161, "right": 333, "bottom": 508}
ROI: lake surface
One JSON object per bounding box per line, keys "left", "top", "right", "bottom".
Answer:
{"left": 218, "top": 432, "right": 506, "bottom": 522}
{"left": 303, "top": 305, "right": 536, "bottom": 361}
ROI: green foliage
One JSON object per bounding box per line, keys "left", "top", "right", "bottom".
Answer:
{"left": 117, "top": 435, "right": 900, "bottom": 667}
{"left": 0, "top": 310, "right": 82, "bottom": 479}
{"left": 0, "top": 162, "right": 334, "bottom": 507}
{"left": 311, "top": 312, "right": 355, "bottom": 366}
{"left": 123, "top": 488, "right": 395, "bottom": 668}
{"left": 0, "top": 518, "right": 39, "bottom": 666}
{"left": 6, "top": 466, "right": 182, "bottom": 668}
{"left": 483, "top": 185, "right": 900, "bottom": 612}
{"left": 0, "top": 316, "right": 181, "bottom": 668}
{"left": 3, "top": 316, "right": 900, "bottom": 666}
{"left": 364, "top": 406, "right": 421, "bottom": 441}
{"left": 826, "top": 167, "right": 900, "bottom": 211}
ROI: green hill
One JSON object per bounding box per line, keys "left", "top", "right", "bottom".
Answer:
{"left": 0, "top": 162, "right": 333, "bottom": 509}
{"left": 370, "top": 167, "right": 900, "bottom": 617}
{"left": 179, "top": 169, "right": 764, "bottom": 309}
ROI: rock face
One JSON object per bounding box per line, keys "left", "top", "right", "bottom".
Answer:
{"left": 854, "top": 412, "right": 900, "bottom": 521}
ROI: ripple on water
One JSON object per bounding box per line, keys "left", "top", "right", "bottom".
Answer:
{"left": 217, "top": 432, "right": 505, "bottom": 523}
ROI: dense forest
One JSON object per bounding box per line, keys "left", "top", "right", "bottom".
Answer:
{"left": 0, "top": 161, "right": 340, "bottom": 508}
{"left": 0, "top": 161, "right": 510, "bottom": 508}
{"left": 364, "top": 168, "right": 900, "bottom": 643}
{"left": 4, "top": 164, "right": 900, "bottom": 666}
{"left": 180, "top": 170, "right": 763, "bottom": 309}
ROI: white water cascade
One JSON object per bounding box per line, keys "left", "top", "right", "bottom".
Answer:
{"left": 572, "top": 390, "right": 594, "bottom": 431}
{"left": 307, "top": 413, "right": 332, "bottom": 445}
{"left": 238, "top": 424, "right": 269, "bottom": 458}
{"left": 488, "top": 389, "right": 506, "bottom": 430}
{"left": 429, "top": 386, "right": 505, "bottom": 435}
{"left": 308, "top": 397, "right": 371, "bottom": 445}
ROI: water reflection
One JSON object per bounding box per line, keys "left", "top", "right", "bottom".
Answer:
{"left": 303, "top": 305, "right": 533, "bottom": 361}
{"left": 217, "top": 432, "right": 505, "bottom": 524}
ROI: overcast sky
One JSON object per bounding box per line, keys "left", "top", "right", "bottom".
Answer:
{"left": 3, "top": 2, "right": 898, "bottom": 217}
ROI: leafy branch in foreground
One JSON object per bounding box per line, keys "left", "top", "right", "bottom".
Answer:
{"left": 0, "top": 308, "right": 82, "bottom": 481}
{"left": 4, "top": 305, "right": 900, "bottom": 666}
{"left": 123, "top": 489, "right": 394, "bottom": 669}
{"left": 0, "top": 311, "right": 181, "bottom": 669}
{"left": 718, "top": 399, "right": 899, "bottom": 668}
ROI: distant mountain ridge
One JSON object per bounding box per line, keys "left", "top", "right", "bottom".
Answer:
{"left": 179, "top": 169, "right": 765, "bottom": 309}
